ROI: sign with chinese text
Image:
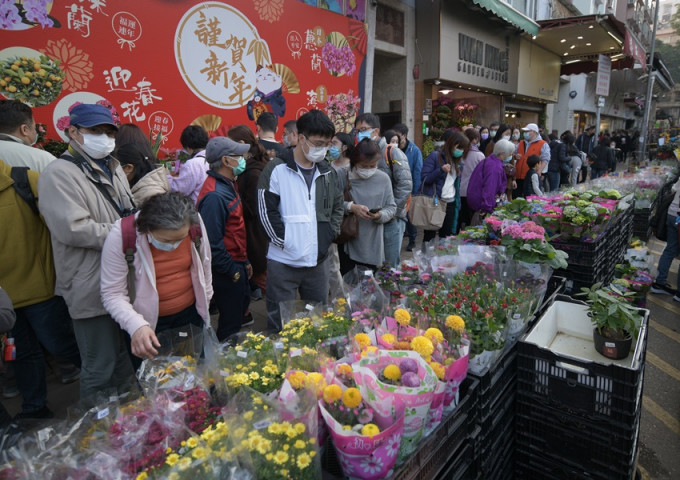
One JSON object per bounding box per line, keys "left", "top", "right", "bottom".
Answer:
{"left": 0, "top": 0, "right": 367, "bottom": 149}
{"left": 596, "top": 54, "right": 611, "bottom": 97}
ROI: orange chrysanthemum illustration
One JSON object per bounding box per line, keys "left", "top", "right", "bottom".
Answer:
{"left": 40, "top": 39, "right": 94, "bottom": 92}
{"left": 253, "top": 0, "right": 284, "bottom": 23}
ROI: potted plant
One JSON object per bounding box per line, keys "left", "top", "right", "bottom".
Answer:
{"left": 578, "top": 283, "right": 643, "bottom": 360}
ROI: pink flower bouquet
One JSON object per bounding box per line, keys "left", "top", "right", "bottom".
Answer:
{"left": 353, "top": 350, "right": 437, "bottom": 463}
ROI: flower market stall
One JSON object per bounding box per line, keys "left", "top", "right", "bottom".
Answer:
{"left": 0, "top": 173, "right": 664, "bottom": 480}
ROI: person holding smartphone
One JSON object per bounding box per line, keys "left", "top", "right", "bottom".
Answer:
{"left": 338, "top": 139, "right": 396, "bottom": 274}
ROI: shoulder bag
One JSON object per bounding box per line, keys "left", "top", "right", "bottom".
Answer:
{"left": 334, "top": 170, "right": 359, "bottom": 244}
{"left": 409, "top": 151, "right": 448, "bottom": 229}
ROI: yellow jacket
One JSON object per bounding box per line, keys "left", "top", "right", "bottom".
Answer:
{"left": 0, "top": 159, "right": 55, "bottom": 308}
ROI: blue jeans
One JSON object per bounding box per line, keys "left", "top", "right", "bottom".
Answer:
{"left": 383, "top": 218, "right": 406, "bottom": 267}
{"left": 656, "top": 214, "right": 679, "bottom": 289}
{"left": 547, "top": 172, "right": 561, "bottom": 192}
{"left": 13, "top": 296, "right": 81, "bottom": 413}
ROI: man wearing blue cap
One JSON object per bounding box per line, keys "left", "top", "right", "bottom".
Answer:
{"left": 38, "top": 103, "right": 136, "bottom": 402}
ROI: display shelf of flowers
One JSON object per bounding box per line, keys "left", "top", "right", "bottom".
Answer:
{"left": 0, "top": 254, "right": 575, "bottom": 480}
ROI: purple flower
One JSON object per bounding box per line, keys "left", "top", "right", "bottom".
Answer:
{"left": 402, "top": 372, "right": 420, "bottom": 387}
{"left": 0, "top": 3, "right": 22, "bottom": 29}
{"left": 399, "top": 358, "right": 418, "bottom": 375}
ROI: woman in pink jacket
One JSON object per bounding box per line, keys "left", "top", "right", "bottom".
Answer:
{"left": 100, "top": 192, "right": 213, "bottom": 364}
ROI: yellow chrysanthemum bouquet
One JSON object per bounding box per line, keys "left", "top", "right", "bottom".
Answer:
{"left": 225, "top": 388, "right": 322, "bottom": 480}
{"left": 318, "top": 383, "right": 406, "bottom": 480}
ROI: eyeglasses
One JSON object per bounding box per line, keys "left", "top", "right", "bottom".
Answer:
{"left": 303, "top": 136, "right": 331, "bottom": 148}
{"left": 357, "top": 127, "right": 374, "bottom": 133}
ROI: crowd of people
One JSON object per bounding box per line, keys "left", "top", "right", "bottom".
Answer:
{"left": 0, "top": 96, "right": 675, "bottom": 424}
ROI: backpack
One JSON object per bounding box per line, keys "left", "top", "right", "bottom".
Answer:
{"left": 383, "top": 144, "right": 411, "bottom": 213}
{"left": 10, "top": 167, "right": 39, "bottom": 215}
{"left": 121, "top": 215, "right": 202, "bottom": 303}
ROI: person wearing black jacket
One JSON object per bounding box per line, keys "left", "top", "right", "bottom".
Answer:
{"left": 590, "top": 136, "right": 616, "bottom": 179}
{"left": 547, "top": 134, "right": 569, "bottom": 192}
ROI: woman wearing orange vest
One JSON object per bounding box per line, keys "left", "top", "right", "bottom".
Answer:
{"left": 513, "top": 123, "right": 550, "bottom": 198}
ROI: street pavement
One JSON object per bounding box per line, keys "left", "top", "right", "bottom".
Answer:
{"left": 1, "top": 211, "right": 679, "bottom": 479}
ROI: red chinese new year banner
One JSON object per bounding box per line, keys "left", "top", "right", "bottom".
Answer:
{"left": 0, "top": 0, "right": 367, "bottom": 151}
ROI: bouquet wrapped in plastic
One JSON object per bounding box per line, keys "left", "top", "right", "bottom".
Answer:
{"left": 224, "top": 388, "right": 322, "bottom": 480}
{"left": 353, "top": 350, "right": 437, "bottom": 463}
{"left": 319, "top": 382, "right": 405, "bottom": 480}
{"left": 343, "top": 268, "right": 387, "bottom": 334}
{"left": 215, "top": 334, "right": 286, "bottom": 396}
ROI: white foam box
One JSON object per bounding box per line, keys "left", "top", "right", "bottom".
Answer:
{"left": 522, "top": 299, "right": 647, "bottom": 371}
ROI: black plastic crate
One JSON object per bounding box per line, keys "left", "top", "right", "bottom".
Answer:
{"left": 516, "top": 426, "right": 638, "bottom": 480}
{"left": 516, "top": 391, "right": 641, "bottom": 474}
{"left": 479, "top": 417, "right": 515, "bottom": 480}
{"left": 435, "top": 438, "right": 476, "bottom": 480}
{"left": 469, "top": 345, "right": 517, "bottom": 417}
{"left": 477, "top": 374, "right": 516, "bottom": 434}
{"left": 535, "top": 276, "right": 566, "bottom": 319}
{"left": 390, "top": 376, "right": 479, "bottom": 480}
{"left": 515, "top": 446, "right": 631, "bottom": 480}
{"left": 517, "top": 297, "right": 648, "bottom": 425}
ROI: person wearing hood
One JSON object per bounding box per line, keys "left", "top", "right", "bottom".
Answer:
{"left": 353, "top": 113, "right": 412, "bottom": 267}
{"left": 38, "top": 103, "right": 136, "bottom": 402}
{"left": 257, "top": 110, "right": 344, "bottom": 332}
{"left": 116, "top": 143, "right": 169, "bottom": 206}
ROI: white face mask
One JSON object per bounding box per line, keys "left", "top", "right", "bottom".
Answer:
{"left": 355, "top": 167, "right": 377, "bottom": 179}
{"left": 502, "top": 135, "right": 511, "bottom": 141}
{"left": 147, "top": 234, "right": 182, "bottom": 252}
{"left": 303, "top": 139, "right": 328, "bottom": 163}
{"left": 79, "top": 132, "right": 115, "bottom": 159}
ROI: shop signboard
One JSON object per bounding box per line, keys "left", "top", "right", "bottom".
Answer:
{"left": 596, "top": 54, "right": 612, "bottom": 97}
{"left": 0, "top": 1, "right": 367, "bottom": 146}
{"left": 439, "top": 2, "right": 519, "bottom": 93}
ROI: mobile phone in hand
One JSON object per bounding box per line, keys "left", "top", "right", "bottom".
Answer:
{"left": 368, "top": 207, "right": 382, "bottom": 214}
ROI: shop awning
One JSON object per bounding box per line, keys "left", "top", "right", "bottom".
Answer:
{"left": 469, "top": 0, "right": 540, "bottom": 37}
{"left": 534, "top": 15, "right": 628, "bottom": 74}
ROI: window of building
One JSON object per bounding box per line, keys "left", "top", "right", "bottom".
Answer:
{"left": 376, "top": 4, "right": 404, "bottom": 46}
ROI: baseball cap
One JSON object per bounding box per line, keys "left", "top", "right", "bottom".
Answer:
{"left": 206, "top": 136, "right": 251, "bottom": 163}
{"left": 69, "top": 104, "right": 118, "bottom": 130}
{"left": 521, "top": 123, "right": 539, "bottom": 133}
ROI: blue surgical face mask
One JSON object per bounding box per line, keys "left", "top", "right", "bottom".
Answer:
{"left": 452, "top": 148, "right": 464, "bottom": 158}
{"left": 328, "top": 145, "right": 341, "bottom": 160}
{"left": 229, "top": 156, "right": 247, "bottom": 176}
{"left": 356, "top": 129, "right": 374, "bottom": 142}
{"left": 523, "top": 132, "right": 532, "bottom": 141}
{"left": 512, "top": 133, "right": 520, "bottom": 141}
{"left": 148, "top": 234, "right": 182, "bottom": 252}
{"left": 504, "top": 155, "right": 513, "bottom": 163}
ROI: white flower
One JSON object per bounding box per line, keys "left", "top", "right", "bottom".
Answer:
{"left": 339, "top": 453, "right": 354, "bottom": 475}
{"left": 385, "top": 434, "right": 400, "bottom": 458}
{"left": 361, "top": 456, "right": 384, "bottom": 475}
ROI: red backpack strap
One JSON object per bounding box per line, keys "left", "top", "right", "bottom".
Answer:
{"left": 120, "top": 215, "right": 138, "bottom": 303}
{"left": 189, "top": 224, "right": 202, "bottom": 254}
